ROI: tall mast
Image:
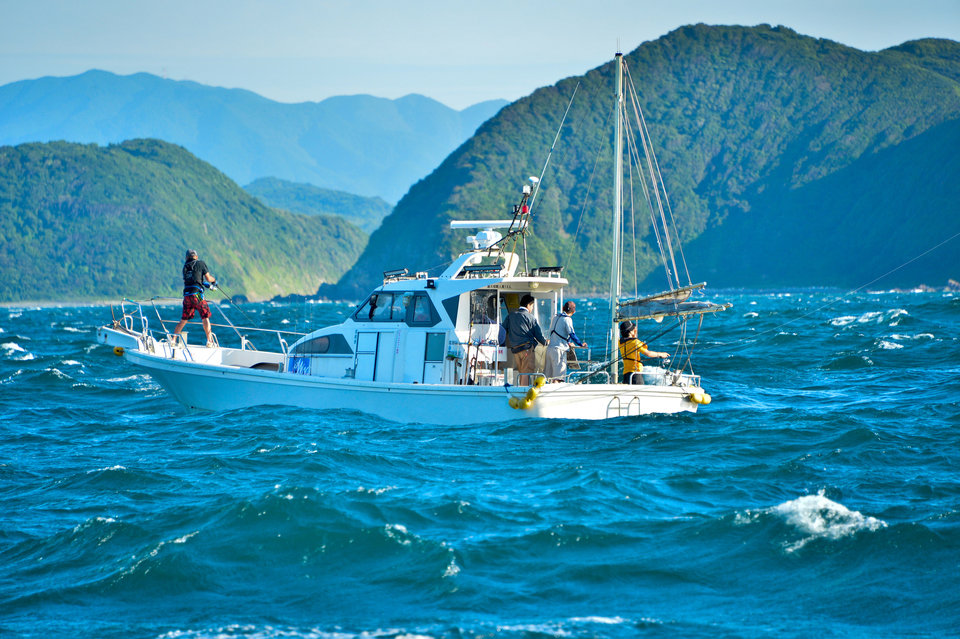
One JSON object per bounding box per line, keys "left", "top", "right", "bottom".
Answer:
{"left": 608, "top": 53, "right": 624, "bottom": 381}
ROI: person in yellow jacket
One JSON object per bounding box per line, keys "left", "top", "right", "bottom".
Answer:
{"left": 618, "top": 320, "right": 669, "bottom": 384}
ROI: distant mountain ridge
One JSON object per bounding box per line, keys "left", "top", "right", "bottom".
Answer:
{"left": 244, "top": 178, "right": 392, "bottom": 234}
{"left": 0, "top": 71, "right": 507, "bottom": 202}
{"left": 0, "top": 139, "right": 367, "bottom": 302}
{"left": 331, "top": 26, "right": 960, "bottom": 297}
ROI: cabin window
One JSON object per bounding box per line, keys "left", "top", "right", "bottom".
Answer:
{"left": 425, "top": 333, "right": 445, "bottom": 362}
{"left": 289, "top": 333, "right": 353, "bottom": 356}
{"left": 409, "top": 293, "right": 437, "bottom": 326}
{"left": 354, "top": 291, "right": 439, "bottom": 326}
{"left": 355, "top": 292, "right": 403, "bottom": 322}
{"left": 299, "top": 336, "right": 330, "bottom": 354}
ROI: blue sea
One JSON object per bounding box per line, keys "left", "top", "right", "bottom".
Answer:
{"left": 2, "top": 290, "right": 959, "bottom": 638}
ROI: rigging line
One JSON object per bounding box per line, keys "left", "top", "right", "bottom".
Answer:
{"left": 529, "top": 82, "right": 580, "bottom": 213}
{"left": 561, "top": 108, "right": 613, "bottom": 270}
{"left": 701, "top": 228, "right": 960, "bottom": 354}
{"left": 624, "top": 82, "right": 672, "bottom": 289}
{"left": 624, "top": 61, "right": 694, "bottom": 287}
{"left": 622, "top": 109, "right": 672, "bottom": 289}
{"left": 628, "top": 166, "right": 639, "bottom": 299}
{"left": 623, "top": 63, "right": 682, "bottom": 291}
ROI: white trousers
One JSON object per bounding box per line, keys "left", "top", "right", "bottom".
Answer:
{"left": 544, "top": 346, "right": 567, "bottom": 379}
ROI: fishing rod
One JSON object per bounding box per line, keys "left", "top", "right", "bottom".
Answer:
{"left": 212, "top": 283, "right": 261, "bottom": 328}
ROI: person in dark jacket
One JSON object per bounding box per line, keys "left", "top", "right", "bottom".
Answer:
{"left": 503, "top": 294, "right": 546, "bottom": 384}
{"left": 172, "top": 249, "right": 218, "bottom": 347}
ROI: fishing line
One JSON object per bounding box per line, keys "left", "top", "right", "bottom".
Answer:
{"left": 700, "top": 229, "right": 960, "bottom": 354}
{"left": 214, "top": 284, "right": 261, "bottom": 328}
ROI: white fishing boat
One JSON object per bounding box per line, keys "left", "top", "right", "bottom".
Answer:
{"left": 97, "top": 53, "right": 728, "bottom": 424}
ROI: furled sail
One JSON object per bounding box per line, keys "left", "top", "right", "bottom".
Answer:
{"left": 618, "top": 283, "right": 730, "bottom": 321}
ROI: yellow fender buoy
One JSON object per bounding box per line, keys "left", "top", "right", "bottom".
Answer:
{"left": 690, "top": 392, "right": 704, "bottom": 404}
{"left": 525, "top": 387, "right": 539, "bottom": 402}
{"left": 533, "top": 376, "right": 546, "bottom": 389}
{"left": 701, "top": 393, "right": 712, "bottom": 405}
{"left": 113, "top": 346, "right": 125, "bottom": 356}
{"left": 519, "top": 397, "right": 533, "bottom": 410}
{"left": 509, "top": 396, "right": 521, "bottom": 409}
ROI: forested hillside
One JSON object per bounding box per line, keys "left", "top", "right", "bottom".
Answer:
{"left": 0, "top": 139, "right": 367, "bottom": 302}
{"left": 244, "top": 178, "right": 392, "bottom": 234}
{"left": 0, "top": 72, "right": 507, "bottom": 202}
{"left": 333, "top": 25, "right": 960, "bottom": 297}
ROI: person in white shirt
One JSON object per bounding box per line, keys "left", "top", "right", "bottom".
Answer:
{"left": 545, "top": 301, "right": 587, "bottom": 380}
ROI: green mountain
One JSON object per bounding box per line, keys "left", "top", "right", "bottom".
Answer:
{"left": 244, "top": 177, "right": 392, "bottom": 234}
{"left": 331, "top": 25, "right": 960, "bottom": 298}
{"left": 0, "top": 139, "right": 367, "bottom": 303}
{"left": 0, "top": 72, "right": 507, "bottom": 203}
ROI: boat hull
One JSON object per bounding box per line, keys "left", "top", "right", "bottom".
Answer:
{"left": 124, "top": 348, "right": 700, "bottom": 424}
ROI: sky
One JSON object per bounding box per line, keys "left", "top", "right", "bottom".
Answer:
{"left": 2, "top": 0, "right": 959, "bottom": 110}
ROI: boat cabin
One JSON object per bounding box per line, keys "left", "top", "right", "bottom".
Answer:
{"left": 286, "top": 222, "right": 571, "bottom": 386}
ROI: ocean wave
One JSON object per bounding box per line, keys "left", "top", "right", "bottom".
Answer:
{"left": 822, "top": 354, "right": 874, "bottom": 369}
{"left": 738, "top": 490, "right": 887, "bottom": 553}
{"left": 890, "top": 333, "right": 935, "bottom": 341}
{"left": 2, "top": 342, "right": 34, "bottom": 360}
{"left": 829, "top": 309, "right": 909, "bottom": 328}
{"left": 155, "top": 616, "right": 657, "bottom": 639}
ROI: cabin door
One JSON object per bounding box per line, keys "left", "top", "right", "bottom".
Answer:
{"left": 354, "top": 332, "right": 378, "bottom": 381}
{"left": 422, "top": 332, "right": 445, "bottom": 384}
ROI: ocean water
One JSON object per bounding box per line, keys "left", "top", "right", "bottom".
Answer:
{"left": 1, "top": 290, "right": 959, "bottom": 638}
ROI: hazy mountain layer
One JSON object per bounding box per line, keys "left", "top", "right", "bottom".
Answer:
{"left": 244, "top": 177, "right": 392, "bottom": 234}
{"left": 0, "top": 71, "right": 507, "bottom": 202}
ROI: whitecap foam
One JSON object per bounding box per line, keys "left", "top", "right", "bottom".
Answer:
{"left": 87, "top": 465, "right": 127, "bottom": 473}
{"left": 63, "top": 326, "right": 84, "bottom": 333}
{"left": 384, "top": 523, "right": 414, "bottom": 547}
{"left": 442, "top": 557, "right": 460, "bottom": 578}
{"left": 2, "top": 342, "right": 34, "bottom": 360}
{"left": 878, "top": 340, "right": 903, "bottom": 350}
{"left": 569, "top": 616, "right": 628, "bottom": 625}
{"left": 772, "top": 489, "right": 886, "bottom": 552}
{"left": 46, "top": 367, "right": 73, "bottom": 380}
{"left": 356, "top": 485, "right": 396, "bottom": 495}
{"left": 174, "top": 531, "right": 199, "bottom": 544}
{"left": 830, "top": 315, "right": 857, "bottom": 327}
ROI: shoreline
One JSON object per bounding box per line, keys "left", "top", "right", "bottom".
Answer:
{"left": 3, "top": 281, "right": 957, "bottom": 310}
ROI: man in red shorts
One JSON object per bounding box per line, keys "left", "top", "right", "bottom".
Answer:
{"left": 172, "top": 249, "right": 218, "bottom": 347}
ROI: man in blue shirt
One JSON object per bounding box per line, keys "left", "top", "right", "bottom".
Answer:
{"left": 502, "top": 294, "right": 546, "bottom": 385}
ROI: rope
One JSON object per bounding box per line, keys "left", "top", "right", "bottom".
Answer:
{"left": 700, "top": 228, "right": 960, "bottom": 354}
{"left": 528, "top": 82, "right": 580, "bottom": 213}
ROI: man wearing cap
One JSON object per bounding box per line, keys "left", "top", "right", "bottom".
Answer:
{"left": 545, "top": 300, "right": 587, "bottom": 381}
{"left": 173, "top": 249, "right": 218, "bottom": 347}
{"left": 503, "top": 293, "right": 546, "bottom": 385}
{"left": 619, "top": 320, "right": 669, "bottom": 384}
